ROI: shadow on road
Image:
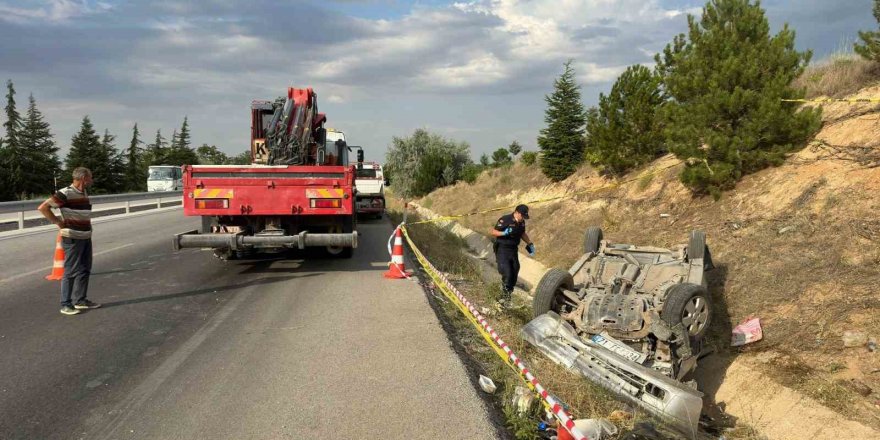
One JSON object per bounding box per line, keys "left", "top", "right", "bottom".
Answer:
{"left": 100, "top": 273, "right": 321, "bottom": 309}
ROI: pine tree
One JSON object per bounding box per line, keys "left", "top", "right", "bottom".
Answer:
{"left": 124, "top": 123, "right": 146, "bottom": 191}
{"left": 2, "top": 79, "right": 25, "bottom": 198}
{"left": 491, "top": 147, "right": 512, "bottom": 166}
{"left": 537, "top": 60, "right": 586, "bottom": 181}
{"left": 147, "top": 129, "right": 168, "bottom": 165}
{"left": 585, "top": 65, "right": 665, "bottom": 175}
{"left": 166, "top": 116, "right": 198, "bottom": 165}
{"left": 855, "top": 0, "right": 880, "bottom": 61}
{"left": 65, "top": 116, "right": 108, "bottom": 192}
{"left": 20, "top": 94, "right": 60, "bottom": 195}
{"left": 99, "top": 129, "right": 125, "bottom": 193}
{"left": 479, "top": 154, "right": 490, "bottom": 166}
{"left": 656, "top": 0, "right": 821, "bottom": 198}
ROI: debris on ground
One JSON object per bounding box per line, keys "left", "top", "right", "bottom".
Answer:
{"left": 558, "top": 418, "right": 618, "bottom": 440}
{"left": 478, "top": 375, "right": 496, "bottom": 393}
{"left": 608, "top": 409, "right": 632, "bottom": 424}
{"left": 731, "top": 317, "right": 763, "bottom": 347}
{"left": 511, "top": 386, "right": 535, "bottom": 414}
{"left": 842, "top": 330, "right": 869, "bottom": 348}
{"left": 869, "top": 337, "right": 877, "bottom": 352}
{"left": 847, "top": 379, "right": 873, "bottom": 397}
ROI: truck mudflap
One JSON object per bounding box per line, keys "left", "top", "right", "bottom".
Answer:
{"left": 521, "top": 312, "right": 702, "bottom": 437}
{"left": 173, "top": 230, "right": 358, "bottom": 251}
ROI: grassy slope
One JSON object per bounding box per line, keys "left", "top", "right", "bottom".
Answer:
{"left": 418, "top": 86, "right": 880, "bottom": 427}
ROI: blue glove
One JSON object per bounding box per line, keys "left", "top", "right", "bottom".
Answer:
{"left": 502, "top": 227, "right": 513, "bottom": 236}
{"left": 526, "top": 243, "right": 535, "bottom": 256}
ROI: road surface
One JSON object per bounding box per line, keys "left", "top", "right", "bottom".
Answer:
{"left": 0, "top": 209, "right": 499, "bottom": 439}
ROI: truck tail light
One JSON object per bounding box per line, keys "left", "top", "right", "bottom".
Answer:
{"left": 195, "top": 199, "right": 229, "bottom": 209}
{"left": 310, "top": 198, "right": 341, "bottom": 208}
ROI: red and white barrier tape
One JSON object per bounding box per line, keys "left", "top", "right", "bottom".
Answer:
{"left": 399, "top": 225, "right": 588, "bottom": 440}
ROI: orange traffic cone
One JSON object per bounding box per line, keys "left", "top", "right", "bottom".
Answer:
{"left": 384, "top": 227, "right": 411, "bottom": 279}
{"left": 45, "top": 233, "right": 64, "bottom": 281}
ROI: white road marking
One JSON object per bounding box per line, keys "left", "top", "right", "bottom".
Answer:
{"left": 0, "top": 243, "right": 135, "bottom": 285}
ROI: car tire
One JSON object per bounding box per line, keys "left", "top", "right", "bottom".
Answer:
{"left": 532, "top": 268, "right": 574, "bottom": 318}
{"left": 687, "top": 231, "right": 706, "bottom": 260}
{"left": 661, "top": 283, "right": 712, "bottom": 339}
{"left": 583, "top": 227, "right": 603, "bottom": 254}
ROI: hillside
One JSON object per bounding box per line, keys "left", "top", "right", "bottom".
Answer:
{"left": 419, "top": 86, "right": 880, "bottom": 428}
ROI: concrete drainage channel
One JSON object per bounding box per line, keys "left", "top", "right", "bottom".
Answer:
{"left": 406, "top": 202, "right": 880, "bottom": 440}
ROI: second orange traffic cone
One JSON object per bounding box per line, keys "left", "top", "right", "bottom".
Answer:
{"left": 45, "top": 233, "right": 65, "bottom": 281}
{"left": 384, "top": 227, "right": 411, "bottom": 279}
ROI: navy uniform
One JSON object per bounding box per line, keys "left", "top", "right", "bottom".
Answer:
{"left": 493, "top": 204, "right": 532, "bottom": 301}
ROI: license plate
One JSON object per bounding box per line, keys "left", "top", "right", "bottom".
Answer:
{"left": 590, "top": 332, "right": 648, "bottom": 364}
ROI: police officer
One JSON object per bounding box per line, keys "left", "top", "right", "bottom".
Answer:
{"left": 490, "top": 204, "right": 535, "bottom": 306}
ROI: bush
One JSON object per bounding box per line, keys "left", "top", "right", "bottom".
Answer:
{"left": 656, "top": 0, "right": 821, "bottom": 197}
{"left": 520, "top": 151, "right": 537, "bottom": 166}
{"left": 585, "top": 65, "right": 665, "bottom": 175}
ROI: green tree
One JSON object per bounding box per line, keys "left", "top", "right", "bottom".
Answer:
{"left": 19, "top": 93, "right": 61, "bottom": 196}
{"left": 196, "top": 144, "right": 229, "bottom": 165}
{"left": 227, "top": 149, "right": 252, "bottom": 165}
{"left": 855, "top": 0, "right": 880, "bottom": 61}
{"left": 146, "top": 129, "right": 168, "bottom": 165}
{"left": 99, "top": 129, "right": 125, "bottom": 193}
{"left": 165, "top": 117, "right": 198, "bottom": 165}
{"left": 491, "top": 147, "right": 512, "bottom": 166}
{"left": 537, "top": 60, "right": 587, "bottom": 181}
{"left": 508, "top": 140, "right": 522, "bottom": 157}
{"left": 521, "top": 151, "right": 538, "bottom": 166}
{"left": 479, "top": 153, "right": 490, "bottom": 166}
{"left": 656, "top": 0, "right": 821, "bottom": 197}
{"left": 65, "top": 116, "right": 112, "bottom": 192}
{"left": 384, "top": 129, "right": 473, "bottom": 198}
{"left": 585, "top": 65, "right": 665, "bottom": 175}
{"left": 124, "top": 123, "right": 146, "bottom": 192}
{"left": 1, "top": 79, "right": 25, "bottom": 198}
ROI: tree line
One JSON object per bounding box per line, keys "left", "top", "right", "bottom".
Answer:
{"left": 0, "top": 80, "right": 250, "bottom": 201}
{"left": 387, "top": 0, "right": 843, "bottom": 200}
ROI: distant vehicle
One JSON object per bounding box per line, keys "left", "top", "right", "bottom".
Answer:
{"left": 147, "top": 166, "right": 183, "bottom": 192}
{"left": 354, "top": 162, "right": 385, "bottom": 218}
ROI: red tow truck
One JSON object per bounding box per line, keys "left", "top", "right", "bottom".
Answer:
{"left": 173, "top": 87, "right": 360, "bottom": 258}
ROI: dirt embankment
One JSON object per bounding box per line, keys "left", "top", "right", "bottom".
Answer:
{"left": 419, "top": 86, "right": 880, "bottom": 432}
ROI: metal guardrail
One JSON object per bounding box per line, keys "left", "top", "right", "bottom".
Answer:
{"left": 0, "top": 191, "right": 183, "bottom": 230}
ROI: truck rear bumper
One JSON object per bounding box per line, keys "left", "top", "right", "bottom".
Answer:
{"left": 173, "top": 230, "right": 358, "bottom": 251}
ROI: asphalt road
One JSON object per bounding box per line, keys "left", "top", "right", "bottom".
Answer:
{"left": 0, "top": 209, "right": 497, "bottom": 439}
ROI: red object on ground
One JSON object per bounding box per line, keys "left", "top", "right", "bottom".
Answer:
{"left": 46, "top": 233, "right": 64, "bottom": 281}
{"left": 383, "top": 227, "right": 410, "bottom": 279}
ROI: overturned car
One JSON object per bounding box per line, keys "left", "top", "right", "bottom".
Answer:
{"left": 521, "top": 227, "right": 714, "bottom": 436}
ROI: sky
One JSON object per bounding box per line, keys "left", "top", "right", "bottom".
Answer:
{"left": 0, "top": 0, "right": 875, "bottom": 163}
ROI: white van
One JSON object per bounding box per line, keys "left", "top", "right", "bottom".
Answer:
{"left": 147, "top": 165, "right": 183, "bottom": 192}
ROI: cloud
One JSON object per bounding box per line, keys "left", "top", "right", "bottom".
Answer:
{"left": 0, "top": 0, "right": 873, "bottom": 160}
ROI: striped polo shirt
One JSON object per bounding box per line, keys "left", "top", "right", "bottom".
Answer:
{"left": 49, "top": 185, "right": 92, "bottom": 239}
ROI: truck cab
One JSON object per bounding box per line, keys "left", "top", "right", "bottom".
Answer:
{"left": 354, "top": 162, "right": 385, "bottom": 218}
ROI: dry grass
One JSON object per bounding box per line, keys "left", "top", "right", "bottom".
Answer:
{"left": 795, "top": 53, "right": 880, "bottom": 98}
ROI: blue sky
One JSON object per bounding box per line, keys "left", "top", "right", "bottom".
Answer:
{"left": 0, "top": 0, "right": 874, "bottom": 162}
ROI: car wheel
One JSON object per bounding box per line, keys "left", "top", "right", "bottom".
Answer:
{"left": 661, "top": 283, "right": 711, "bottom": 339}
{"left": 687, "top": 231, "right": 706, "bottom": 260}
{"left": 532, "top": 268, "right": 575, "bottom": 318}
{"left": 583, "top": 227, "right": 603, "bottom": 254}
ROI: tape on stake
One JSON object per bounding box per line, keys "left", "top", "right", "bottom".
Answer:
{"left": 399, "top": 225, "right": 589, "bottom": 440}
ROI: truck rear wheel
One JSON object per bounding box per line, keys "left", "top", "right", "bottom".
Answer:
{"left": 325, "top": 220, "right": 354, "bottom": 258}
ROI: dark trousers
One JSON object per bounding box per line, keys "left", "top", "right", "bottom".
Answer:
{"left": 495, "top": 246, "right": 520, "bottom": 297}
{"left": 61, "top": 237, "right": 92, "bottom": 307}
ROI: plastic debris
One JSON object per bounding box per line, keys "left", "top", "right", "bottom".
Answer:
{"left": 731, "top": 317, "right": 763, "bottom": 347}
{"left": 558, "top": 419, "right": 618, "bottom": 440}
{"left": 478, "top": 375, "right": 497, "bottom": 393}
{"left": 868, "top": 337, "right": 877, "bottom": 352}
{"left": 842, "top": 330, "right": 869, "bottom": 348}
{"left": 512, "top": 386, "right": 535, "bottom": 414}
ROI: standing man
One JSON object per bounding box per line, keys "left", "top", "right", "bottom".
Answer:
{"left": 489, "top": 204, "right": 535, "bottom": 307}
{"left": 38, "top": 167, "right": 101, "bottom": 315}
